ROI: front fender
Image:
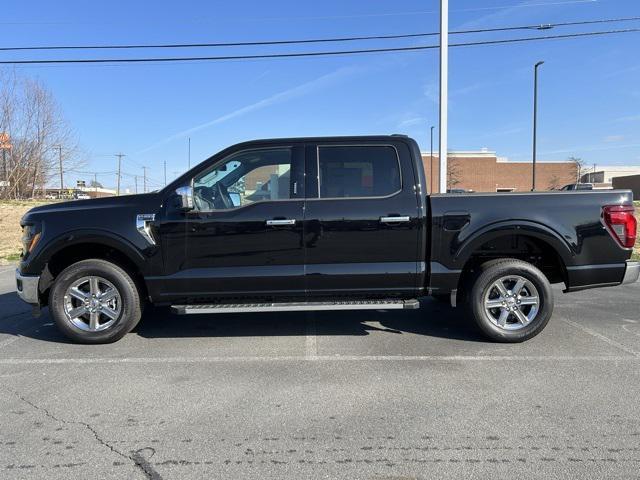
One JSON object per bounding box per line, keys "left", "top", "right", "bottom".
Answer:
{"left": 21, "top": 228, "right": 149, "bottom": 275}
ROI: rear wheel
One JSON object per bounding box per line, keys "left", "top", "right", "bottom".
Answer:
{"left": 468, "top": 259, "right": 553, "bottom": 342}
{"left": 49, "top": 259, "right": 142, "bottom": 344}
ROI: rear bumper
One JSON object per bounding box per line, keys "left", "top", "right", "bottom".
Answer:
{"left": 622, "top": 261, "right": 640, "bottom": 285}
{"left": 15, "top": 269, "right": 40, "bottom": 305}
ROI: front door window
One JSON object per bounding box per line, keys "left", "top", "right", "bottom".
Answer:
{"left": 193, "top": 148, "right": 292, "bottom": 211}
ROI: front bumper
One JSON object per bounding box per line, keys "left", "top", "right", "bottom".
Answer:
{"left": 622, "top": 261, "right": 640, "bottom": 285}
{"left": 15, "top": 269, "right": 40, "bottom": 305}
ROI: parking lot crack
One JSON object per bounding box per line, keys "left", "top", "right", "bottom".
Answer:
{"left": 561, "top": 318, "right": 639, "bottom": 357}
{"left": 3, "top": 387, "right": 163, "bottom": 479}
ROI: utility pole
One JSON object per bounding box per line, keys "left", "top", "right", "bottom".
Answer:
{"left": 54, "top": 145, "right": 63, "bottom": 194}
{"left": 164, "top": 160, "right": 167, "bottom": 186}
{"left": 94, "top": 173, "right": 98, "bottom": 195}
{"left": 188, "top": 137, "right": 191, "bottom": 169}
{"left": 134, "top": 176, "right": 138, "bottom": 194}
{"left": 438, "top": 0, "right": 448, "bottom": 194}
{"left": 143, "top": 166, "right": 147, "bottom": 193}
{"left": 532, "top": 60, "right": 544, "bottom": 191}
{"left": 430, "top": 126, "right": 435, "bottom": 193}
{"left": 115, "top": 153, "right": 125, "bottom": 196}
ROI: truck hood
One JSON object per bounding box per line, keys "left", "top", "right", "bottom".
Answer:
{"left": 21, "top": 193, "right": 161, "bottom": 224}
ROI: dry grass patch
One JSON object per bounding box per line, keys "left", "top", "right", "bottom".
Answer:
{"left": 0, "top": 201, "right": 53, "bottom": 264}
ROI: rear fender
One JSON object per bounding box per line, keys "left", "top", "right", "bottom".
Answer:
{"left": 454, "top": 221, "right": 575, "bottom": 268}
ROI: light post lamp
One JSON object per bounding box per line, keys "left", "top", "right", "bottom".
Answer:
{"left": 532, "top": 60, "right": 544, "bottom": 191}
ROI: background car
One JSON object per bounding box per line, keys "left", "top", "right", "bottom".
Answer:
{"left": 560, "top": 183, "right": 594, "bottom": 191}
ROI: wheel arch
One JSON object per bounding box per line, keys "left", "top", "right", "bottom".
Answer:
{"left": 454, "top": 221, "right": 574, "bottom": 267}
{"left": 454, "top": 222, "right": 573, "bottom": 291}
{"left": 38, "top": 230, "right": 147, "bottom": 303}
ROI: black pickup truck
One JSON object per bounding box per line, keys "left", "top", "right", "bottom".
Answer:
{"left": 16, "top": 135, "right": 639, "bottom": 344}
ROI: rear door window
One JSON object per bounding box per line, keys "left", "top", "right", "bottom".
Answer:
{"left": 317, "top": 146, "right": 401, "bottom": 199}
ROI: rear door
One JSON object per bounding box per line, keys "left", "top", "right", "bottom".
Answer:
{"left": 303, "top": 141, "right": 421, "bottom": 298}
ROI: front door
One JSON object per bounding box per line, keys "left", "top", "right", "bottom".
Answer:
{"left": 303, "top": 141, "right": 421, "bottom": 298}
{"left": 152, "top": 144, "right": 305, "bottom": 303}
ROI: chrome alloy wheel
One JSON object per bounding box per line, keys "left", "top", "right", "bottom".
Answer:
{"left": 483, "top": 275, "right": 540, "bottom": 331}
{"left": 63, "top": 276, "right": 122, "bottom": 332}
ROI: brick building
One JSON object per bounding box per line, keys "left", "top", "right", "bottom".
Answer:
{"left": 421, "top": 150, "right": 577, "bottom": 193}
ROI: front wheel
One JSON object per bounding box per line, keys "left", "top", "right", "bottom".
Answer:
{"left": 49, "top": 259, "right": 142, "bottom": 344}
{"left": 468, "top": 259, "right": 553, "bottom": 343}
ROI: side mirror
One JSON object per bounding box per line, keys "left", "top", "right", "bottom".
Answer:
{"left": 175, "top": 185, "right": 194, "bottom": 210}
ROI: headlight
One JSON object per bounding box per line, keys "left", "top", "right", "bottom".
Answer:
{"left": 21, "top": 224, "right": 41, "bottom": 257}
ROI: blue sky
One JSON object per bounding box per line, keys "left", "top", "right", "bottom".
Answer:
{"left": 2, "top": 0, "right": 639, "bottom": 191}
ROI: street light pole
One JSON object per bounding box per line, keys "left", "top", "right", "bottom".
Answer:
{"left": 532, "top": 60, "right": 544, "bottom": 191}
{"left": 438, "top": 0, "right": 449, "bottom": 194}
{"left": 430, "top": 126, "right": 435, "bottom": 193}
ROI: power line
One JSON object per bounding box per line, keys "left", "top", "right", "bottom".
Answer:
{"left": 1, "top": 28, "right": 638, "bottom": 65}
{"left": 122, "top": 155, "right": 144, "bottom": 168}
{"left": 1, "top": 17, "right": 638, "bottom": 52}
{"left": 66, "top": 169, "right": 116, "bottom": 175}
{"left": 119, "top": 170, "right": 162, "bottom": 182}
{"left": 0, "top": 0, "right": 599, "bottom": 26}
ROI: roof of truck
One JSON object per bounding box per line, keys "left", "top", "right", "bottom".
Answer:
{"left": 230, "top": 134, "right": 414, "bottom": 145}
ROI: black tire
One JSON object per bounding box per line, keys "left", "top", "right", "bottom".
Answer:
{"left": 49, "top": 259, "right": 142, "bottom": 344}
{"left": 468, "top": 258, "right": 553, "bottom": 343}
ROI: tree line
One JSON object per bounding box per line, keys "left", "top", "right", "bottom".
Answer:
{"left": 0, "top": 70, "right": 83, "bottom": 200}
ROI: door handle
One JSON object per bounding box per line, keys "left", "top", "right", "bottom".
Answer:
{"left": 266, "top": 219, "right": 296, "bottom": 226}
{"left": 380, "top": 216, "right": 410, "bottom": 223}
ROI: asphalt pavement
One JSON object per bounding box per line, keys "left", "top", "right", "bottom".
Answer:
{"left": 0, "top": 265, "right": 639, "bottom": 479}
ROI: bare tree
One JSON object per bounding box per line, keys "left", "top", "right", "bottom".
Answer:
{"left": 548, "top": 174, "right": 561, "bottom": 190}
{"left": 0, "top": 70, "right": 82, "bottom": 199}
{"left": 568, "top": 156, "right": 586, "bottom": 184}
{"left": 447, "top": 158, "right": 462, "bottom": 190}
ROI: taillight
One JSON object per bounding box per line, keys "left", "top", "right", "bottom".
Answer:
{"left": 603, "top": 205, "right": 637, "bottom": 248}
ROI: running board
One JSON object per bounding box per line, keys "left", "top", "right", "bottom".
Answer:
{"left": 172, "top": 299, "right": 420, "bottom": 315}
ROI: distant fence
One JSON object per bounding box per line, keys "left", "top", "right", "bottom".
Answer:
{"left": 612, "top": 175, "right": 640, "bottom": 200}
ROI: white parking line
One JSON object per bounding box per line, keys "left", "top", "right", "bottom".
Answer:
{"left": 622, "top": 324, "right": 640, "bottom": 338}
{"left": 0, "top": 355, "right": 637, "bottom": 365}
{"left": 561, "top": 318, "right": 640, "bottom": 357}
